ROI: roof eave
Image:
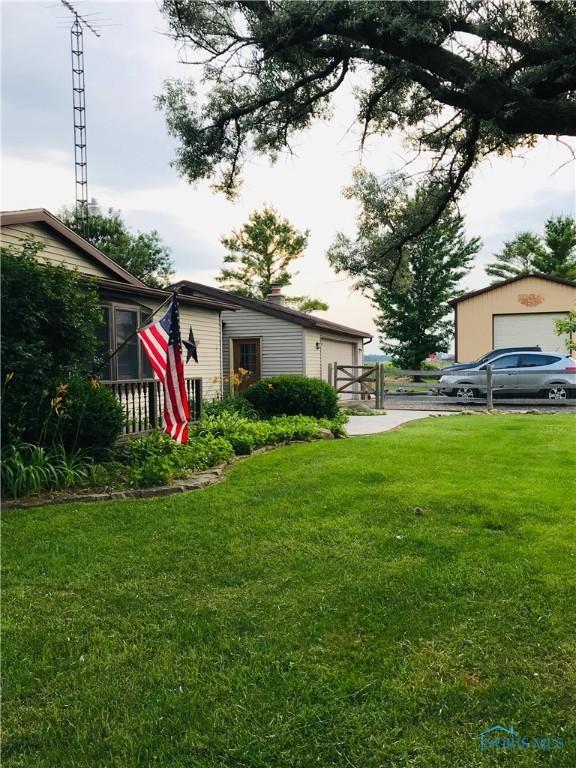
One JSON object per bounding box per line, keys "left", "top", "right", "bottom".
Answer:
{"left": 1, "top": 208, "right": 147, "bottom": 288}
{"left": 172, "top": 280, "right": 372, "bottom": 339}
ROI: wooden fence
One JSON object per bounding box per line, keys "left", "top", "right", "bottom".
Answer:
{"left": 102, "top": 378, "right": 203, "bottom": 435}
{"left": 331, "top": 364, "right": 576, "bottom": 409}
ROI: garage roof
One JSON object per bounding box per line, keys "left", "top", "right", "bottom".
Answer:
{"left": 172, "top": 281, "right": 373, "bottom": 341}
{"left": 449, "top": 273, "right": 576, "bottom": 306}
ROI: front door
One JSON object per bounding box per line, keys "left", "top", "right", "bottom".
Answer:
{"left": 232, "top": 338, "right": 261, "bottom": 390}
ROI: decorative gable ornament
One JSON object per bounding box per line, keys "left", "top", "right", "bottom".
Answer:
{"left": 518, "top": 293, "right": 544, "bottom": 307}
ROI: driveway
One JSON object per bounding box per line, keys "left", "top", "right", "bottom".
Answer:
{"left": 346, "top": 410, "right": 458, "bottom": 436}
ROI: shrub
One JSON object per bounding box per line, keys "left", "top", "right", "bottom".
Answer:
{"left": 195, "top": 413, "right": 339, "bottom": 453}
{"left": 243, "top": 375, "right": 339, "bottom": 419}
{"left": 121, "top": 430, "right": 234, "bottom": 486}
{"left": 202, "top": 395, "right": 258, "bottom": 420}
{"left": 1, "top": 442, "right": 95, "bottom": 499}
{"left": 43, "top": 378, "right": 125, "bottom": 456}
{"left": 1, "top": 239, "right": 103, "bottom": 445}
{"left": 195, "top": 413, "right": 258, "bottom": 455}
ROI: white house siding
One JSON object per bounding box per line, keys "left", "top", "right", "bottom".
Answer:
{"left": 304, "top": 329, "right": 322, "bottom": 377}
{"left": 179, "top": 303, "right": 223, "bottom": 399}
{"left": 319, "top": 335, "right": 364, "bottom": 398}
{"left": 0, "top": 222, "right": 111, "bottom": 278}
{"left": 221, "top": 307, "right": 305, "bottom": 385}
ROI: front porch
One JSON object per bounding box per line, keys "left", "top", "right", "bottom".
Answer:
{"left": 102, "top": 378, "right": 203, "bottom": 436}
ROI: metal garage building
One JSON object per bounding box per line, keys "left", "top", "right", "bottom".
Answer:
{"left": 450, "top": 273, "right": 576, "bottom": 362}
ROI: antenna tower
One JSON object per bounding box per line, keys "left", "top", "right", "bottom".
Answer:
{"left": 58, "top": 1, "right": 100, "bottom": 234}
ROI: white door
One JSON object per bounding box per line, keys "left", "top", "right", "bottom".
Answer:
{"left": 321, "top": 338, "right": 357, "bottom": 398}
{"left": 493, "top": 313, "right": 569, "bottom": 353}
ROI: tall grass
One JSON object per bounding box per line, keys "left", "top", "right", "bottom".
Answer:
{"left": 1, "top": 442, "right": 95, "bottom": 499}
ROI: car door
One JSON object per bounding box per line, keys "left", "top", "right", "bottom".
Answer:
{"left": 516, "top": 354, "right": 559, "bottom": 394}
{"left": 488, "top": 354, "right": 521, "bottom": 393}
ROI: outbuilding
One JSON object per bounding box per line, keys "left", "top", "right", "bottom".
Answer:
{"left": 172, "top": 282, "right": 372, "bottom": 393}
{"left": 449, "top": 273, "right": 576, "bottom": 362}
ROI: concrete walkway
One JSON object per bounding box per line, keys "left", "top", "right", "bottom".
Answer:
{"left": 346, "top": 410, "right": 458, "bottom": 436}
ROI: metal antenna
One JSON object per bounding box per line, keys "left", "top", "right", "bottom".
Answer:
{"left": 59, "top": 0, "right": 100, "bottom": 235}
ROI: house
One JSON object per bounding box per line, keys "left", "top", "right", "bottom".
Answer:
{"left": 171, "top": 281, "right": 373, "bottom": 393}
{"left": 0, "top": 209, "right": 237, "bottom": 428}
{"left": 449, "top": 273, "right": 576, "bottom": 362}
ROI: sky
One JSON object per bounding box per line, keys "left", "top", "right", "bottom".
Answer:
{"left": 2, "top": 0, "right": 575, "bottom": 352}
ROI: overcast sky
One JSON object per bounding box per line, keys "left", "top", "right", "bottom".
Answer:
{"left": 2, "top": 0, "right": 575, "bottom": 351}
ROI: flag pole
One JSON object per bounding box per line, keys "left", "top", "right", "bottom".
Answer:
{"left": 93, "top": 290, "right": 178, "bottom": 377}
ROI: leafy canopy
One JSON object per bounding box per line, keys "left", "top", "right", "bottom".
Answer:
{"left": 555, "top": 310, "right": 576, "bottom": 353}
{"left": 486, "top": 215, "right": 576, "bottom": 281}
{"left": 328, "top": 170, "right": 479, "bottom": 369}
{"left": 61, "top": 206, "right": 174, "bottom": 288}
{"left": 158, "top": 0, "right": 576, "bottom": 270}
{"left": 218, "top": 205, "right": 328, "bottom": 311}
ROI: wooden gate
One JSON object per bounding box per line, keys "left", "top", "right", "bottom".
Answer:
{"left": 328, "top": 363, "right": 386, "bottom": 408}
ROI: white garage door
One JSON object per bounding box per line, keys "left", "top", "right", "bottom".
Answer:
{"left": 494, "top": 313, "right": 569, "bottom": 353}
{"left": 321, "top": 338, "right": 357, "bottom": 398}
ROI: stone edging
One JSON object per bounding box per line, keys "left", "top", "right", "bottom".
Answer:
{"left": 1, "top": 441, "right": 322, "bottom": 511}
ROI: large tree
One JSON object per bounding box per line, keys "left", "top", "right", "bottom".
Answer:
{"left": 328, "top": 170, "right": 480, "bottom": 369}
{"left": 61, "top": 207, "right": 174, "bottom": 288}
{"left": 486, "top": 215, "right": 576, "bottom": 281}
{"left": 158, "top": 0, "right": 576, "bottom": 280}
{"left": 218, "top": 206, "right": 328, "bottom": 311}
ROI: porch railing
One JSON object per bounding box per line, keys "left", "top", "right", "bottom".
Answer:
{"left": 102, "top": 378, "right": 203, "bottom": 436}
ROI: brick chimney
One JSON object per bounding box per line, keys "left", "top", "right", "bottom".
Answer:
{"left": 266, "top": 284, "right": 286, "bottom": 305}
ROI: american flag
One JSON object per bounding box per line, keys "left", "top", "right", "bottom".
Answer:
{"left": 138, "top": 293, "right": 190, "bottom": 444}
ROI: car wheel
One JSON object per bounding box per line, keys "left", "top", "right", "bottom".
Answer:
{"left": 455, "top": 385, "right": 478, "bottom": 401}
{"left": 546, "top": 385, "right": 573, "bottom": 401}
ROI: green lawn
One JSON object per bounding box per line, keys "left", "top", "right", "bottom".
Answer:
{"left": 3, "top": 414, "right": 576, "bottom": 767}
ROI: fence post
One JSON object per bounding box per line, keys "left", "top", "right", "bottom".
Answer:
{"left": 486, "top": 364, "right": 493, "bottom": 410}
{"left": 374, "top": 362, "right": 382, "bottom": 409}
{"left": 333, "top": 361, "right": 338, "bottom": 389}
{"left": 328, "top": 363, "right": 333, "bottom": 391}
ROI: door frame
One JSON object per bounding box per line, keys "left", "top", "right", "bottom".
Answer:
{"left": 230, "top": 336, "right": 263, "bottom": 391}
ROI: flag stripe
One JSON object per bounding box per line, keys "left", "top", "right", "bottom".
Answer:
{"left": 137, "top": 297, "right": 190, "bottom": 444}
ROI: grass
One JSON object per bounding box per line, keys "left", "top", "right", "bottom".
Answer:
{"left": 3, "top": 414, "right": 575, "bottom": 767}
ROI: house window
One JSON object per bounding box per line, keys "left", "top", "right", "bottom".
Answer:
{"left": 100, "top": 303, "right": 154, "bottom": 381}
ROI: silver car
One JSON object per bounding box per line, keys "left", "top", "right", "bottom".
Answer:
{"left": 439, "top": 351, "right": 576, "bottom": 401}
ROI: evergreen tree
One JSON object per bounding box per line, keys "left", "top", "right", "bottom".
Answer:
{"left": 217, "top": 206, "right": 327, "bottom": 312}
{"left": 328, "top": 170, "right": 479, "bottom": 369}
{"left": 486, "top": 216, "right": 576, "bottom": 282}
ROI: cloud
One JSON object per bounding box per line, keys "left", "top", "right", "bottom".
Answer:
{"left": 2, "top": 1, "right": 575, "bottom": 353}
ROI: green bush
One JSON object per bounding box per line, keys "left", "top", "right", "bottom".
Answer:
{"left": 1, "top": 442, "right": 95, "bottom": 499}
{"left": 121, "top": 430, "right": 234, "bottom": 487}
{"left": 243, "top": 375, "right": 339, "bottom": 419}
{"left": 1, "top": 239, "right": 103, "bottom": 445}
{"left": 43, "top": 378, "right": 125, "bottom": 457}
{"left": 202, "top": 395, "right": 258, "bottom": 420}
{"left": 195, "top": 413, "right": 341, "bottom": 454}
